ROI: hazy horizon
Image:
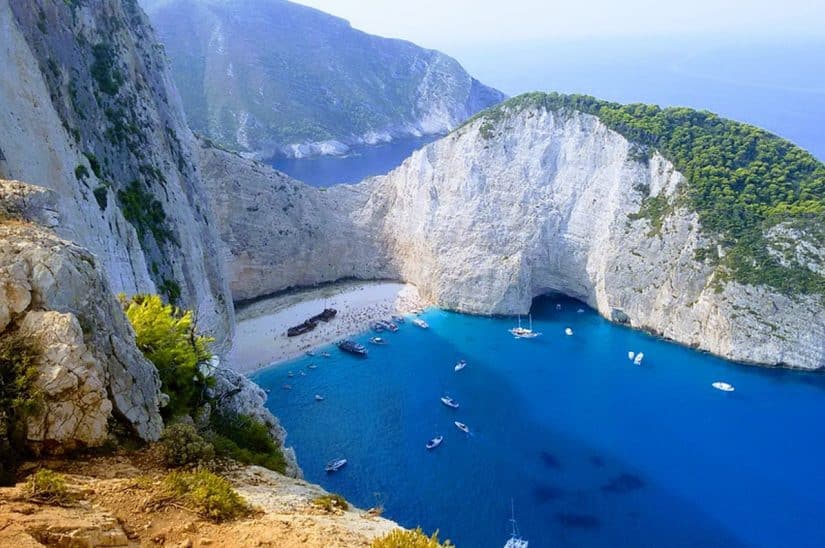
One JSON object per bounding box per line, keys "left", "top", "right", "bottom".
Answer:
{"left": 293, "top": 0, "right": 825, "bottom": 50}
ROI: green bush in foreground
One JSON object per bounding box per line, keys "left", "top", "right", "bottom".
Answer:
{"left": 121, "top": 294, "right": 214, "bottom": 418}
{"left": 372, "top": 527, "right": 454, "bottom": 548}
{"left": 160, "top": 423, "right": 214, "bottom": 467}
{"left": 25, "top": 469, "right": 72, "bottom": 504}
{"left": 0, "top": 332, "right": 42, "bottom": 485}
{"left": 312, "top": 493, "right": 349, "bottom": 512}
{"left": 209, "top": 412, "right": 287, "bottom": 474}
{"left": 163, "top": 469, "right": 250, "bottom": 522}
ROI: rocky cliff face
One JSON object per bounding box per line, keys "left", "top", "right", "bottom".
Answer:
{"left": 0, "top": 179, "right": 163, "bottom": 449}
{"left": 202, "top": 108, "right": 825, "bottom": 370}
{"left": 143, "top": 0, "right": 505, "bottom": 158}
{"left": 0, "top": 0, "right": 233, "bottom": 350}
{"left": 198, "top": 141, "right": 397, "bottom": 301}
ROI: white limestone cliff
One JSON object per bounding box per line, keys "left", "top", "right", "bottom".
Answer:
{"left": 0, "top": 0, "right": 233, "bottom": 351}
{"left": 201, "top": 109, "right": 825, "bottom": 370}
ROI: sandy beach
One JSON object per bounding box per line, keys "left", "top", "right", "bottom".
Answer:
{"left": 228, "top": 281, "right": 427, "bottom": 373}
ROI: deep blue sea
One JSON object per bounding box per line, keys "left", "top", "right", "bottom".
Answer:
{"left": 269, "top": 134, "right": 439, "bottom": 187}
{"left": 252, "top": 296, "right": 825, "bottom": 548}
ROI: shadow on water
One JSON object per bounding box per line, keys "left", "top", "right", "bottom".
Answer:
{"left": 539, "top": 451, "right": 562, "bottom": 469}
{"left": 252, "top": 293, "right": 825, "bottom": 548}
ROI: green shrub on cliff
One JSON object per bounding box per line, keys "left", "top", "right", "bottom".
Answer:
{"left": 163, "top": 469, "right": 251, "bottom": 522}
{"left": 372, "top": 527, "right": 454, "bottom": 548}
{"left": 160, "top": 423, "right": 215, "bottom": 467}
{"left": 208, "top": 412, "right": 287, "bottom": 474}
{"left": 121, "top": 294, "right": 214, "bottom": 418}
{"left": 312, "top": 493, "right": 349, "bottom": 512}
{"left": 25, "top": 469, "right": 72, "bottom": 504}
{"left": 0, "top": 331, "right": 42, "bottom": 485}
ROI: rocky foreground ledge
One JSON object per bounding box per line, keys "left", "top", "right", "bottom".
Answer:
{"left": 0, "top": 449, "right": 397, "bottom": 547}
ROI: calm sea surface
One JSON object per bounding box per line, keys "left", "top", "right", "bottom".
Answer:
{"left": 253, "top": 296, "right": 825, "bottom": 547}
{"left": 269, "top": 134, "right": 439, "bottom": 187}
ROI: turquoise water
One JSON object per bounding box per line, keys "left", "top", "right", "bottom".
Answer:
{"left": 252, "top": 296, "right": 825, "bottom": 547}
{"left": 269, "top": 135, "right": 439, "bottom": 187}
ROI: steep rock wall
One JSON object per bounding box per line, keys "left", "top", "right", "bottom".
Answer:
{"left": 143, "top": 0, "right": 506, "bottom": 158}
{"left": 198, "top": 141, "right": 396, "bottom": 301}
{"left": 0, "top": 179, "right": 163, "bottom": 447}
{"left": 0, "top": 0, "right": 233, "bottom": 350}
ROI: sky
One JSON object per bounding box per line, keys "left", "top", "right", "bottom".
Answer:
{"left": 293, "top": 0, "right": 825, "bottom": 51}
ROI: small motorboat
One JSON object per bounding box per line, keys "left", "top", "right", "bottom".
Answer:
{"left": 392, "top": 315, "right": 405, "bottom": 324}
{"left": 454, "top": 421, "right": 470, "bottom": 434}
{"left": 577, "top": 308, "right": 584, "bottom": 313}
{"left": 634, "top": 352, "right": 645, "bottom": 365}
{"left": 454, "top": 359, "right": 467, "bottom": 372}
{"left": 413, "top": 318, "right": 429, "bottom": 329}
{"left": 299, "top": 371, "right": 306, "bottom": 376}
{"left": 441, "top": 396, "right": 459, "bottom": 409}
{"left": 369, "top": 336, "right": 386, "bottom": 345}
{"left": 565, "top": 327, "right": 573, "bottom": 336}
{"left": 287, "top": 371, "right": 295, "bottom": 378}
{"left": 556, "top": 304, "right": 562, "bottom": 310}
{"left": 712, "top": 381, "right": 735, "bottom": 392}
{"left": 628, "top": 351, "right": 636, "bottom": 361}
{"left": 325, "top": 458, "right": 347, "bottom": 473}
{"left": 264, "top": 388, "right": 271, "bottom": 394}
{"left": 305, "top": 350, "right": 316, "bottom": 357}
{"left": 338, "top": 340, "right": 368, "bottom": 356}
{"left": 315, "top": 394, "right": 325, "bottom": 401}
{"left": 321, "top": 352, "right": 331, "bottom": 358}
{"left": 426, "top": 436, "right": 444, "bottom": 450}
{"left": 370, "top": 321, "right": 386, "bottom": 333}
{"left": 282, "top": 384, "right": 292, "bottom": 390}
{"left": 308, "top": 364, "right": 318, "bottom": 370}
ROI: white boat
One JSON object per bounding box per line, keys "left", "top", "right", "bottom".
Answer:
{"left": 441, "top": 396, "right": 459, "bottom": 409}
{"left": 628, "top": 351, "right": 635, "bottom": 361}
{"left": 634, "top": 352, "right": 644, "bottom": 365}
{"left": 509, "top": 315, "right": 541, "bottom": 339}
{"left": 321, "top": 352, "right": 331, "bottom": 358}
{"left": 369, "top": 336, "right": 386, "bottom": 345}
{"left": 308, "top": 364, "right": 318, "bottom": 370}
{"left": 577, "top": 308, "right": 584, "bottom": 313}
{"left": 504, "top": 500, "right": 528, "bottom": 548}
{"left": 454, "top": 359, "right": 467, "bottom": 372}
{"left": 555, "top": 304, "right": 562, "bottom": 310}
{"left": 305, "top": 350, "right": 316, "bottom": 357}
{"left": 288, "top": 371, "right": 295, "bottom": 377}
{"left": 314, "top": 394, "right": 325, "bottom": 401}
{"left": 712, "top": 381, "right": 735, "bottom": 392}
{"left": 282, "top": 384, "right": 292, "bottom": 390}
{"left": 300, "top": 371, "right": 306, "bottom": 376}
{"left": 413, "top": 318, "right": 429, "bottom": 329}
{"left": 325, "top": 458, "right": 347, "bottom": 473}
{"left": 426, "top": 436, "right": 443, "bottom": 450}
{"left": 565, "top": 327, "right": 573, "bottom": 336}
{"left": 454, "top": 421, "right": 470, "bottom": 434}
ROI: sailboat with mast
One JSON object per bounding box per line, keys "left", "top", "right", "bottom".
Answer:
{"left": 509, "top": 315, "right": 541, "bottom": 339}
{"left": 504, "top": 500, "right": 528, "bottom": 548}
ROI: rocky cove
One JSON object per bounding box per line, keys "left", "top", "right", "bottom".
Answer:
{"left": 202, "top": 105, "right": 825, "bottom": 370}
{"left": 0, "top": 0, "right": 824, "bottom": 546}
